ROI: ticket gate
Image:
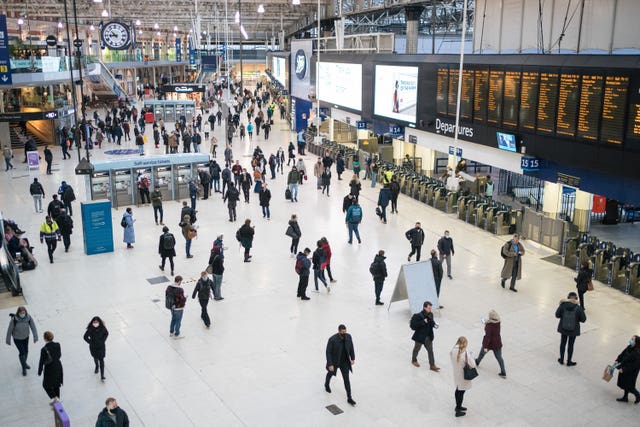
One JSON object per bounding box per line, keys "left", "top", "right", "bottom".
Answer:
{"left": 417, "top": 178, "right": 430, "bottom": 203}
{"left": 594, "top": 243, "right": 616, "bottom": 282}
{"left": 424, "top": 181, "right": 440, "bottom": 204}
{"left": 562, "top": 233, "right": 589, "bottom": 268}
{"left": 483, "top": 205, "right": 500, "bottom": 231}
{"left": 493, "top": 208, "right": 513, "bottom": 235}
{"left": 576, "top": 236, "right": 597, "bottom": 272}
{"left": 465, "top": 198, "right": 479, "bottom": 223}
{"left": 608, "top": 248, "right": 631, "bottom": 291}
{"left": 444, "top": 190, "right": 457, "bottom": 213}
{"left": 432, "top": 186, "right": 446, "bottom": 210}
{"left": 400, "top": 173, "right": 412, "bottom": 195}
{"left": 457, "top": 194, "right": 473, "bottom": 220}
{"left": 409, "top": 176, "right": 422, "bottom": 199}
{"left": 471, "top": 202, "right": 488, "bottom": 227}
{"left": 626, "top": 254, "right": 640, "bottom": 297}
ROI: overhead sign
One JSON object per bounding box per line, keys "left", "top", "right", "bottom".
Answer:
{"left": 408, "top": 135, "right": 417, "bottom": 144}
{"left": 557, "top": 172, "right": 580, "bottom": 188}
{"left": 448, "top": 146, "right": 455, "bottom": 155}
{"left": 520, "top": 157, "right": 541, "bottom": 171}
{"left": 0, "top": 111, "right": 58, "bottom": 122}
{"left": 0, "top": 15, "right": 12, "bottom": 85}
{"left": 389, "top": 125, "right": 403, "bottom": 135}
{"left": 163, "top": 84, "right": 205, "bottom": 93}
{"left": 356, "top": 121, "right": 367, "bottom": 130}
{"left": 176, "top": 37, "right": 182, "bottom": 62}
{"left": 455, "top": 147, "right": 463, "bottom": 157}
{"left": 45, "top": 35, "right": 57, "bottom": 47}
{"left": 318, "top": 62, "right": 362, "bottom": 111}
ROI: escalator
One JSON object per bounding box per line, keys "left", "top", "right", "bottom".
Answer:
{"left": 0, "top": 213, "right": 23, "bottom": 296}
{"left": 83, "top": 59, "right": 129, "bottom": 101}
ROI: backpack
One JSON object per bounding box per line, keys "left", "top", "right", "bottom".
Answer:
{"left": 369, "top": 261, "right": 381, "bottom": 276}
{"left": 500, "top": 242, "right": 512, "bottom": 259}
{"left": 120, "top": 216, "right": 127, "bottom": 228}
{"left": 285, "top": 188, "right": 292, "bottom": 200}
{"left": 50, "top": 203, "right": 61, "bottom": 218}
{"left": 63, "top": 186, "right": 76, "bottom": 202}
{"left": 165, "top": 287, "right": 175, "bottom": 310}
{"left": 295, "top": 258, "right": 303, "bottom": 274}
{"left": 162, "top": 233, "right": 176, "bottom": 250}
{"left": 235, "top": 229, "right": 242, "bottom": 242}
{"left": 350, "top": 205, "right": 362, "bottom": 223}
{"left": 197, "top": 279, "right": 212, "bottom": 300}
{"left": 561, "top": 306, "right": 577, "bottom": 331}
{"left": 30, "top": 182, "right": 40, "bottom": 194}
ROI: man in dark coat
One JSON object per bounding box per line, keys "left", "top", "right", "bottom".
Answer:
{"left": 370, "top": 250, "right": 387, "bottom": 305}
{"left": 325, "top": 324, "right": 356, "bottom": 406}
{"left": 56, "top": 208, "right": 73, "bottom": 252}
{"left": 43, "top": 146, "right": 53, "bottom": 174}
{"left": 223, "top": 184, "right": 239, "bottom": 222}
{"left": 406, "top": 222, "right": 425, "bottom": 261}
{"left": 555, "top": 292, "right": 586, "bottom": 366}
{"left": 95, "top": 397, "right": 130, "bottom": 427}
{"left": 410, "top": 301, "right": 440, "bottom": 371}
{"left": 437, "top": 230, "right": 455, "bottom": 279}
{"left": 430, "top": 250, "right": 443, "bottom": 304}
{"left": 237, "top": 219, "right": 255, "bottom": 262}
{"left": 377, "top": 185, "right": 391, "bottom": 223}
{"left": 158, "top": 226, "right": 176, "bottom": 276}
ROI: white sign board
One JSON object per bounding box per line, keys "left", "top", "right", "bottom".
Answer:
{"left": 389, "top": 261, "right": 439, "bottom": 313}
{"left": 318, "top": 62, "right": 362, "bottom": 111}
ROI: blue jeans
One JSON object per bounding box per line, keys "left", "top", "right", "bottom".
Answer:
{"left": 314, "top": 268, "right": 328, "bottom": 290}
{"left": 137, "top": 144, "right": 144, "bottom": 154}
{"left": 186, "top": 239, "right": 192, "bottom": 256}
{"left": 380, "top": 205, "right": 387, "bottom": 222}
{"left": 371, "top": 172, "right": 377, "bottom": 187}
{"left": 170, "top": 309, "right": 184, "bottom": 336}
{"left": 190, "top": 195, "right": 196, "bottom": 210}
{"left": 348, "top": 223, "right": 361, "bottom": 243}
{"left": 289, "top": 183, "right": 298, "bottom": 201}
{"left": 212, "top": 274, "right": 223, "bottom": 299}
{"left": 213, "top": 178, "right": 220, "bottom": 192}
{"left": 262, "top": 205, "right": 270, "bottom": 218}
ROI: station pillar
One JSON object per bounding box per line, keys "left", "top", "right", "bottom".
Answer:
{"left": 405, "top": 6, "right": 423, "bottom": 54}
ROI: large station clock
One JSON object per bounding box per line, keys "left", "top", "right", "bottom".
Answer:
{"left": 101, "top": 21, "right": 131, "bottom": 50}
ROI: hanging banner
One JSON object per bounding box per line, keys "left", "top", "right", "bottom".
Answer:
{"left": 153, "top": 42, "right": 160, "bottom": 61}
{"left": 176, "top": 37, "right": 182, "bottom": 62}
{"left": 0, "top": 15, "right": 13, "bottom": 85}
{"left": 188, "top": 38, "right": 196, "bottom": 65}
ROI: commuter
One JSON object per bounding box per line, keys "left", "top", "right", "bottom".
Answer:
{"left": 335, "top": 153, "right": 345, "bottom": 180}
{"left": 324, "top": 324, "right": 357, "bottom": 406}
{"left": 231, "top": 160, "right": 243, "bottom": 188}
{"left": 430, "top": 250, "right": 444, "bottom": 305}
{"left": 500, "top": 234, "right": 524, "bottom": 291}
{"left": 475, "top": 310, "right": 507, "bottom": 378}
{"left": 158, "top": 226, "right": 176, "bottom": 276}
{"left": 47, "top": 194, "right": 65, "bottom": 222}
{"left": 83, "top": 316, "right": 109, "bottom": 381}
{"left": 188, "top": 179, "right": 198, "bottom": 210}
{"left": 320, "top": 237, "right": 337, "bottom": 283}
{"left": 295, "top": 248, "right": 312, "bottom": 300}
{"left": 555, "top": 292, "right": 586, "bottom": 366}
{"left": 321, "top": 169, "right": 331, "bottom": 196}
{"left": 180, "top": 201, "right": 196, "bottom": 225}
{"left": 30, "top": 178, "right": 45, "bottom": 213}
{"left": 613, "top": 335, "right": 640, "bottom": 403}
{"left": 345, "top": 199, "right": 363, "bottom": 244}
{"left": 247, "top": 122, "right": 254, "bottom": 140}
{"left": 322, "top": 151, "right": 334, "bottom": 171}
{"left": 5, "top": 306, "right": 38, "bottom": 376}
{"left": 296, "top": 158, "right": 307, "bottom": 184}
{"left": 287, "top": 141, "right": 296, "bottom": 166}
{"left": 437, "top": 230, "right": 455, "bottom": 279}
{"left": 296, "top": 130, "right": 306, "bottom": 155}
{"left": 342, "top": 193, "right": 355, "bottom": 213}
{"left": 390, "top": 176, "right": 400, "bottom": 214}
{"left": 268, "top": 153, "right": 277, "bottom": 179}
{"left": 95, "top": 397, "right": 130, "bottom": 427}
{"left": 58, "top": 181, "right": 76, "bottom": 216}
{"left": 287, "top": 166, "right": 300, "bottom": 202}
{"left": 259, "top": 183, "right": 271, "bottom": 219}
{"left": 276, "top": 147, "right": 285, "bottom": 174}
{"left": 377, "top": 184, "right": 391, "bottom": 223}
{"left": 314, "top": 158, "right": 323, "bottom": 189}
{"left": 122, "top": 207, "right": 135, "bottom": 249}
{"left": 370, "top": 160, "right": 378, "bottom": 188}
{"left": 39, "top": 216, "right": 61, "bottom": 263}
{"left": 223, "top": 183, "right": 239, "bottom": 222}
{"left": 192, "top": 272, "right": 213, "bottom": 328}
{"left": 485, "top": 175, "right": 494, "bottom": 199}
{"left": 44, "top": 146, "right": 53, "bottom": 174}
{"left": 198, "top": 168, "right": 211, "bottom": 200}
{"left": 56, "top": 208, "right": 73, "bottom": 252}
{"left": 151, "top": 186, "right": 164, "bottom": 225}
{"left": 575, "top": 261, "right": 593, "bottom": 310}
{"left": 179, "top": 214, "right": 197, "bottom": 259}
{"left": 135, "top": 134, "right": 144, "bottom": 155}
{"left": 312, "top": 240, "right": 330, "bottom": 294}
{"left": 240, "top": 168, "right": 252, "bottom": 203}
{"left": 406, "top": 222, "right": 425, "bottom": 262}
{"left": 38, "top": 331, "right": 63, "bottom": 403}
{"left": 166, "top": 276, "right": 187, "bottom": 339}
{"left": 450, "top": 336, "right": 476, "bottom": 417}
{"left": 221, "top": 163, "right": 232, "bottom": 194}
{"left": 364, "top": 155, "right": 372, "bottom": 180}
{"left": 286, "top": 214, "right": 302, "bottom": 257}
{"left": 349, "top": 175, "right": 361, "bottom": 199}
{"left": 370, "top": 250, "right": 387, "bottom": 305}
{"left": 237, "top": 219, "right": 255, "bottom": 262}
{"left": 3, "top": 145, "right": 13, "bottom": 170}
{"left": 353, "top": 158, "right": 361, "bottom": 178}
{"left": 208, "top": 246, "right": 225, "bottom": 300}
{"left": 410, "top": 301, "right": 440, "bottom": 371}
{"left": 209, "top": 160, "right": 221, "bottom": 193}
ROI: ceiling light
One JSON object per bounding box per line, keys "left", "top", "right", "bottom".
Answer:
{"left": 173, "top": 33, "right": 177, "bottom": 37}
{"left": 138, "top": 29, "right": 143, "bottom": 35}
{"left": 101, "top": 9, "right": 108, "bottom": 17}
{"left": 156, "top": 31, "right": 161, "bottom": 36}
{"left": 240, "top": 25, "right": 248, "bottom": 40}
{"left": 257, "top": 4, "right": 265, "bottom": 13}
{"left": 235, "top": 11, "right": 240, "bottom": 24}
{"left": 292, "top": 0, "right": 301, "bottom": 4}
{"left": 90, "top": 25, "right": 95, "bottom": 31}
{"left": 135, "top": 19, "right": 141, "bottom": 26}
{"left": 154, "top": 23, "right": 159, "bottom": 30}
{"left": 93, "top": 0, "right": 103, "bottom": 3}
{"left": 57, "top": 22, "right": 63, "bottom": 28}
{"left": 17, "top": 18, "right": 24, "bottom": 25}
{"left": 173, "top": 25, "right": 178, "bottom": 31}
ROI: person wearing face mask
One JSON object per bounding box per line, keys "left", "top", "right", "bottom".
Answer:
{"left": 437, "top": 230, "right": 455, "bottom": 279}
{"left": 6, "top": 306, "right": 39, "bottom": 376}
{"left": 38, "top": 331, "right": 63, "bottom": 403}
{"left": 39, "top": 215, "right": 61, "bottom": 263}
{"left": 613, "top": 335, "right": 640, "bottom": 404}
{"left": 324, "top": 324, "right": 356, "bottom": 406}
{"left": 95, "top": 397, "right": 130, "bottom": 427}
{"left": 83, "top": 316, "right": 109, "bottom": 381}
{"left": 191, "top": 272, "right": 213, "bottom": 328}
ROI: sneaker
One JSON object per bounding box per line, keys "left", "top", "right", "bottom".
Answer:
{"left": 509, "top": 287, "right": 518, "bottom": 292}
{"left": 407, "top": 255, "right": 411, "bottom": 262}
{"left": 448, "top": 275, "right": 453, "bottom": 279}
{"left": 330, "top": 279, "right": 337, "bottom": 283}
{"left": 325, "top": 384, "right": 331, "bottom": 393}
{"left": 567, "top": 361, "right": 577, "bottom": 366}
{"left": 174, "top": 335, "right": 185, "bottom": 339}
{"left": 313, "top": 289, "right": 319, "bottom": 293}
{"left": 159, "top": 265, "right": 164, "bottom": 271}
{"left": 499, "top": 372, "right": 507, "bottom": 378}
{"left": 170, "top": 332, "right": 175, "bottom": 337}
{"left": 187, "top": 255, "right": 194, "bottom": 259}
{"left": 411, "top": 361, "right": 420, "bottom": 367}
{"left": 347, "top": 398, "right": 356, "bottom": 406}
{"left": 326, "top": 286, "right": 331, "bottom": 293}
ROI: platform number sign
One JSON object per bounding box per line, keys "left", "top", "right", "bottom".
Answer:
{"left": 520, "top": 157, "right": 541, "bottom": 171}
{"left": 0, "top": 15, "right": 12, "bottom": 85}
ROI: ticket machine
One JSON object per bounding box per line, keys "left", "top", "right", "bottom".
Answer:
{"left": 90, "top": 171, "right": 111, "bottom": 201}
{"left": 112, "top": 170, "right": 134, "bottom": 208}
{"left": 174, "top": 164, "right": 194, "bottom": 200}
{"left": 153, "top": 165, "right": 172, "bottom": 200}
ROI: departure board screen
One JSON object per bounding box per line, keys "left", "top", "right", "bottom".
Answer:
{"left": 576, "top": 75, "right": 603, "bottom": 141}
{"left": 503, "top": 71, "right": 521, "bottom": 127}
{"left": 473, "top": 68, "right": 489, "bottom": 122}
{"left": 460, "top": 69, "right": 474, "bottom": 120}
{"left": 556, "top": 74, "right": 580, "bottom": 137}
{"left": 487, "top": 70, "right": 504, "bottom": 124}
{"left": 537, "top": 72, "right": 559, "bottom": 134}
{"left": 601, "top": 75, "right": 628, "bottom": 145}
{"left": 519, "top": 71, "right": 539, "bottom": 130}
{"left": 436, "top": 67, "right": 448, "bottom": 115}
{"left": 448, "top": 69, "right": 459, "bottom": 116}
{"left": 628, "top": 102, "right": 640, "bottom": 141}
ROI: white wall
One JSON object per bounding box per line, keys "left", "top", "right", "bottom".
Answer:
{"left": 329, "top": 108, "right": 361, "bottom": 125}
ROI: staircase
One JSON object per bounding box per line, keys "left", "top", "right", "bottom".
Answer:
{"left": 84, "top": 59, "right": 129, "bottom": 102}
{"left": 9, "top": 124, "right": 47, "bottom": 149}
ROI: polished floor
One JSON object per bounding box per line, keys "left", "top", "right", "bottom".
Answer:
{"left": 1, "top": 105, "right": 639, "bottom": 427}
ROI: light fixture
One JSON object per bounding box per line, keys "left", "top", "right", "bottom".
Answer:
{"left": 101, "top": 9, "right": 108, "bottom": 17}
{"left": 292, "top": 0, "right": 301, "bottom": 4}
{"left": 138, "top": 29, "right": 143, "bottom": 35}
{"left": 90, "top": 24, "right": 95, "bottom": 31}
{"left": 257, "top": 4, "right": 265, "bottom": 13}
{"left": 240, "top": 25, "right": 248, "bottom": 40}
{"left": 156, "top": 31, "right": 161, "bottom": 36}
{"left": 173, "top": 25, "right": 178, "bottom": 31}
{"left": 173, "top": 33, "right": 177, "bottom": 37}
{"left": 153, "top": 23, "right": 159, "bottom": 29}
{"left": 57, "top": 22, "right": 63, "bottom": 28}
{"left": 93, "top": 0, "right": 103, "bottom": 3}
{"left": 234, "top": 11, "right": 240, "bottom": 24}
{"left": 135, "top": 19, "right": 141, "bottom": 26}
{"left": 17, "top": 17, "right": 24, "bottom": 25}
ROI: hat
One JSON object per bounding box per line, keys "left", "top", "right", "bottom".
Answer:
{"left": 488, "top": 310, "right": 500, "bottom": 322}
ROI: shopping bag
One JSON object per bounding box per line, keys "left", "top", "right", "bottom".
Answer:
{"left": 603, "top": 364, "right": 615, "bottom": 382}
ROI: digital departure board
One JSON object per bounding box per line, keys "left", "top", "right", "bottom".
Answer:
{"left": 448, "top": 69, "right": 459, "bottom": 116}
{"left": 473, "top": 68, "right": 489, "bottom": 122}
{"left": 436, "top": 67, "right": 448, "bottom": 115}
{"left": 628, "top": 102, "right": 640, "bottom": 141}
{"left": 460, "top": 69, "right": 474, "bottom": 120}
{"left": 519, "top": 71, "right": 539, "bottom": 130}
{"left": 487, "top": 70, "right": 504, "bottom": 124}
{"left": 503, "top": 71, "right": 521, "bottom": 127}
{"left": 537, "top": 72, "right": 559, "bottom": 134}
{"left": 577, "top": 75, "right": 603, "bottom": 141}
{"left": 556, "top": 74, "right": 580, "bottom": 137}
{"left": 601, "top": 75, "right": 628, "bottom": 145}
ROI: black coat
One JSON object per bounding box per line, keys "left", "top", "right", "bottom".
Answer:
{"left": 208, "top": 251, "right": 225, "bottom": 275}
{"left": 158, "top": 233, "right": 177, "bottom": 257}
{"left": 38, "top": 341, "right": 63, "bottom": 389}
{"left": 325, "top": 333, "right": 355, "bottom": 374}
{"left": 405, "top": 227, "right": 425, "bottom": 247}
{"left": 430, "top": 257, "right": 443, "bottom": 285}
{"left": 616, "top": 346, "right": 640, "bottom": 391}
{"left": 575, "top": 268, "right": 592, "bottom": 293}
{"left": 555, "top": 299, "right": 586, "bottom": 336}
{"left": 95, "top": 407, "right": 130, "bottom": 427}
{"left": 259, "top": 189, "right": 271, "bottom": 207}
{"left": 410, "top": 310, "right": 435, "bottom": 343}
{"left": 83, "top": 326, "right": 109, "bottom": 359}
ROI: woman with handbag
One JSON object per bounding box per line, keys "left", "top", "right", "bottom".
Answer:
{"left": 450, "top": 336, "right": 477, "bottom": 418}
{"left": 286, "top": 215, "right": 302, "bottom": 258}
{"left": 575, "top": 261, "right": 593, "bottom": 311}
{"left": 475, "top": 310, "right": 506, "bottom": 378}
{"left": 614, "top": 335, "right": 640, "bottom": 403}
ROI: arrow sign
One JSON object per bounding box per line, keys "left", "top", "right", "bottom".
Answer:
{"left": 0, "top": 15, "right": 12, "bottom": 85}
{"left": 1, "top": 75, "right": 7, "bottom": 82}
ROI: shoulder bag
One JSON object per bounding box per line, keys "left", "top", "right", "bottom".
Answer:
{"left": 463, "top": 352, "right": 479, "bottom": 380}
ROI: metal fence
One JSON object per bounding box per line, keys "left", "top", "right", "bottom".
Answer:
{"left": 521, "top": 207, "right": 568, "bottom": 252}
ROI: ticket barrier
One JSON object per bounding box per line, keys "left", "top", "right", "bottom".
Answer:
{"left": 562, "top": 233, "right": 590, "bottom": 268}
{"left": 608, "top": 248, "right": 631, "bottom": 291}
{"left": 594, "top": 242, "right": 615, "bottom": 283}
{"left": 408, "top": 176, "right": 421, "bottom": 199}
{"left": 417, "top": 178, "right": 430, "bottom": 202}
{"left": 400, "top": 173, "right": 412, "bottom": 195}
{"left": 576, "top": 236, "right": 597, "bottom": 272}
{"left": 493, "top": 208, "right": 513, "bottom": 235}
{"left": 625, "top": 254, "right": 640, "bottom": 297}
{"left": 425, "top": 181, "right": 441, "bottom": 205}
{"left": 432, "top": 186, "right": 447, "bottom": 210}
{"left": 414, "top": 178, "right": 429, "bottom": 201}
{"left": 472, "top": 202, "right": 488, "bottom": 227}
{"left": 443, "top": 190, "right": 457, "bottom": 213}
{"left": 482, "top": 205, "right": 500, "bottom": 231}
{"left": 457, "top": 194, "right": 473, "bottom": 220}
{"left": 465, "top": 198, "right": 479, "bottom": 223}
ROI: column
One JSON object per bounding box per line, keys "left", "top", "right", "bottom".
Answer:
{"left": 405, "top": 6, "right": 423, "bottom": 54}
{"left": 573, "top": 190, "right": 593, "bottom": 232}
{"left": 542, "top": 182, "right": 562, "bottom": 219}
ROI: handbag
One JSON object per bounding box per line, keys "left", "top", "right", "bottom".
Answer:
{"left": 285, "top": 225, "right": 297, "bottom": 238}
{"left": 603, "top": 364, "right": 615, "bottom": 382}
{"left": 587, "top": 280, "right": 594, "bottom": 291}
{"left": 463, "top": 353, "right": 479, "bottom": 380}
{"left": 285, "top": 188, "right": 292, "bottom": 200}
{"left": 205, "top": 264, "right": 213, "bottom": 274}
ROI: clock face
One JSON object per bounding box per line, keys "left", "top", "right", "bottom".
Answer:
{"left": 102, "top": 22, "right": 131, "bottom": 50}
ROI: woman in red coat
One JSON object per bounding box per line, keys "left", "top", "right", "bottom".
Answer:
{"left": 320, "top": 237, "right": 336, "bottom": 283}
{"left": 475, "top": 310, "right": 506, "bottom": 378}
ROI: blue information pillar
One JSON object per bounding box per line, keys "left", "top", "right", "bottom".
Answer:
{"left": 81, "top": 201, "right": 114, "bottom": 255}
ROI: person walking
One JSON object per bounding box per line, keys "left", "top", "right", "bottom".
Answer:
{"left": 390, "top": 176, "right": 400, "bottom": 214}
{"left": 575, "top": 261, "right": 593, "bottom": 311}
{"left": 58, "top": 181, "right": 75, "bottom": 216}
{"left": 158, "top": 226, "right": 176, "bottom": 276}
{"left": 406, "top": 222, "right": 425, "bottom": 262}
{"left": 209, "top": 160, "right": 221, "bottom": 194}
{"left": 614, "top": 335, "right": 640, "bottom": 403}
{"left": 237, "top": 219, "right": 255, "bottom": 262}
{"left": 208, "top": 246, "right": 225, "bottom": 300}
{"left": 3, "top": 145, "right": 13, "bottom": 170}
{"left": 295, "top": 248, "right": 312, "bottom": 300}
{"left": 314, "top": 158, "right": 323, "bottom": 189}
{"left": 377, "top": 184, "right": 391, "bottom": 223}
{"left": 95, "top": 397, "right": 130, "bottom": 427}
{"left": 83, "top": 316, "right": 109, "bottom": 381}
{"left": 259, "top": 183, "right": 271, "bottom": 219}
{"left": 410, "top": 301, "right": 440, "bottom": 371}
{"left": 312, "top": 240, "right": 330, "bottom": 294}
{"left": 321, "top": 168, "right": 332, "bottom": 196}
{"left": 44, "top": 146, "right": 53, "bottom": 174}
{"left": 122, "top": 208, "right": 135, "bottom": 249}
{"left": 56, "top": 208, "right": 73, "bottom": 252}
{"left": 437, "top": 230, "right": 455, "bottom": 279}
{"left": 475, "top": 310, "right": 506, "bottom": 378}
{"left": 38, "top": 331, "right": 63, "bottom": 403}
{"left": 430, "top": 250, "right": 444, "bottom": 306}
{"left": 166, "top": 276, "right": 186, "bottom": 339}
{"left": 450, "top": 336, "right": 476, "bottom": 417}
{"left": 370, "top": 160, "right": 378, "bottom": 188}
{"left": 179, "top": 214, "right": 197, "bottom": 259}
{"left": 223, "top": 183, "right": 239, "bottom": 222}
{"left": 192, "top": 272, "right": 213, "bottom": 328}
{"left": 320, "top": 237, "right": 336, "bottom": 283}
{"left": 151, "top": 186, "right": 164, "bottom": 225}
{"left": 286, "top": 215, "right": 302, "bottom": 257}
{"left": 324, "top": 324, "right": 357, "bottom": 406}
{"left": 296, "top": 158, "right": 307, "bottom": 185}
{"left": 188, "top": 179, "right": 199, "bottom": 210}
{"left": 40, "top": 216, "right": 61, "bottom": 263}
{"left": 555, "top": 292, "right": 586, "bottom": 366}
{"left": 30, "top": 178, "right": 45, "bottom": 213}
{"left": 287, "top": 166, "right": 300, "bottom": 202}
{"left": 349, "top": 175, "right": 361, "bottom": 200}
{"left": 370, "top": 250, "right": 387, "bottom": 305}
{"left": 47, "top": 194, "right": 65, "bottom": 223}
{"left": 500, "top": 234, "right": 524, "bottom": 291}
{"left": 345, "top": 199, "right": 363, "bottom": 244}
{"left": 5, "top": 306, "right": 38, "bottom": 376}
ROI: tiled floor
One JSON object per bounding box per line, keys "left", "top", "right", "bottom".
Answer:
{"left": 1, "top": 103, "right": 639, "bottom": 426}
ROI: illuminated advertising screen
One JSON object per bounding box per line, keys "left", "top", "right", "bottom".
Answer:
{"left": 272, "top": 56, "right": 286, "bottom": 86}
{"left": 318, "top": 62, "right": 362, "bottom": 111}
{"left": 374, "top": 65, "right": 419, "bottom": 123}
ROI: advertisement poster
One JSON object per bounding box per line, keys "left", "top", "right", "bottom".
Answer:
{"left": 26, "top": 151, "right": 39, "bottom": 169}
{"left": 374, "top": 65, "right": 419, "bottom": 123}
{"left": 272, "top": 56, "right": 286, "bottom": 86}
{"left": 0, "top": 15, "right": 12, "bottom": 85}
{"left": 318, "top": 62, "right": 362, "bottom": 111}
{"left": 176, "top": 37, "right": 182, "bottom": 62}
{"left": 290, "top": 39, "right": 312, "bottom": 98}
{"left": 81, "top": 200, "right": 114, "bottom": 255}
